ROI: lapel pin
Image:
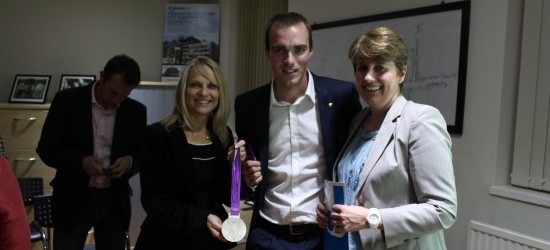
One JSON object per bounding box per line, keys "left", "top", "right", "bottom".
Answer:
{"left": 328, "top": 102, "right": 333, "bottom": 109}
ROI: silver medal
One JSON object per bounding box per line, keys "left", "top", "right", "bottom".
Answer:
{"left": 221, "top": 216, "right": 247, "bottom": 242}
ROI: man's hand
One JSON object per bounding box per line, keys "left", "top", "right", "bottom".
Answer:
{"left": 316, "top": 202, "right": 329, "bottom": 229}
{"left": 242, "top": 159, "right": 262, "bottom": 188}
{"left": 82, "top": 155, "right": 104, "bottom": 177}
{"left": 106, "top": 155, "right": 132, "bottom": 179}
{"left": 228, "top": 139, "right": 261, "bottom": 188}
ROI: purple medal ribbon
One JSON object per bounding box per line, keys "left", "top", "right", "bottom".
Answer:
{"left": 222, "top": 144, "right": 253, "bottom": 242}
{"left": 230, "top": 143, "right": 256, "bottom": 215}
{"left": 230, "top": 148, "right": 242, "bottom": 216}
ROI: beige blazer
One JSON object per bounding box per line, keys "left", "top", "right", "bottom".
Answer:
{"left": 334, "top": 95, "right": 457, "bottom": 249}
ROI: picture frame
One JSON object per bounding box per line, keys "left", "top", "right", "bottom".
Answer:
{"left": 59, "top": 74, "right": 96, "bottom": 91}
{"left": 309, "top": 1, "right": 470, "bottom": 134}
{"left": 161, "top": 3, "right": 220, "bottom": 82}
{"left": 9, "top": 74, "right": 51, "bottom": 104}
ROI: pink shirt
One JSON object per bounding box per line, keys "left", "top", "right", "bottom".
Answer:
{"left": 89, "top": 83, "right": 117, "bottom": 188}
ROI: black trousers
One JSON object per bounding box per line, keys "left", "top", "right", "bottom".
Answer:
{"left": 54, "top": 187, "right": 126, "bottom": 250}
{"left": 246, "top": 217, "right": 322, "bottom": 250}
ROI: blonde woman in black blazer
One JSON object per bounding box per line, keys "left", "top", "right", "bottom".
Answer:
{"left": 135, "top": 56, "right": 237, "bottom": 250}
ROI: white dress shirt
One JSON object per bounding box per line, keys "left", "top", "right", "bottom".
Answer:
{"left": 260, "top": 70, "right": 326, "bottom": 224}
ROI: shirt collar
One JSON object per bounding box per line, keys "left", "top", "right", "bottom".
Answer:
{"left": 92, "top": 82, "right": 117, "bottom": 111}
{"left": 91, "top": 82, "right": 99, "bottom": 105}
{"left": 270, "top": 70, "right": 316, "bottom": 108}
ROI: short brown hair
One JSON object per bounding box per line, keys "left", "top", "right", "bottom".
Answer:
{"left": 103, "top": 54, "right": 141, "bottom": 87}
{"left": 348, "top": 27, "right": 408, "bottom": 74}
{"left": 264, "top": 12, "right": 313, "bottom": 51}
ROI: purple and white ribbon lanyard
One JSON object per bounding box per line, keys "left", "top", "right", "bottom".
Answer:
{"left": 221, "top": 143, "right": 255, "bottom": 242}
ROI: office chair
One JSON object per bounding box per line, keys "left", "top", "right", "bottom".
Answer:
{"left": 32, "top": 194, "right": 53, "bottom": 250}
{"left": 18, "top": 179, "right": 129, "bottom": 250}
{"left": 18, "top": 177, "right": 48, "bottom": 250}
{"left": 0, "top": 136, "right": 7, "bottom": 158}
{"left": 18, "top": 177, "right": 43, "bottom": 206}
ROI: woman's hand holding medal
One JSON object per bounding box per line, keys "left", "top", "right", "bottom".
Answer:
{"left": 207, "top": 214, "right": 226, "bottom": 242}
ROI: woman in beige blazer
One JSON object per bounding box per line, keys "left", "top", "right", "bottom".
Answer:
{"left": 317, "top": 27, "right": 457, "bottom": 249}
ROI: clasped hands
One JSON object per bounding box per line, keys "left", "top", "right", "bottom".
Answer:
{"left": 82, "top": 155, "right": 132, "bottom": 179}
{"left": 317, "top": 202, "right": 379, "bottom": 233}
{"left": 228, "top": 140, "right": 262, "bottom": 188}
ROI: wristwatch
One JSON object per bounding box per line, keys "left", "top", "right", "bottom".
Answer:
{"left": 366, "top": 208, "right": 381, "bottom": 229}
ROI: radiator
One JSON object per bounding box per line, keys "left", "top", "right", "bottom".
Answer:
{"left": 467, "top": 221, "right": 550, "bottom": 250}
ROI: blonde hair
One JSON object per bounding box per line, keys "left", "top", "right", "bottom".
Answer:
{"left": 162, "top": 56, "right": 230, "bottom": 146}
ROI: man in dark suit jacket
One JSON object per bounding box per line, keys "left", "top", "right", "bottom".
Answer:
{"left": 36, "top": 54, "right": 146, "bottom": 250}
{"left": 235, "top": 12, "right": 361, "bottom": 250}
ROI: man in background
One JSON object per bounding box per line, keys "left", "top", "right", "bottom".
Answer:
{"left": 37, "top": 54, "right": 146, "bottom": 250}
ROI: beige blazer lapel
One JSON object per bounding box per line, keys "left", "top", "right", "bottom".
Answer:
{"left": 355, "top": 96, "right": 408, "bottom": 203}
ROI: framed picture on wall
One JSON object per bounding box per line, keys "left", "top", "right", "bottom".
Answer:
{"left": 9, "top": 74, "right": 51, "bottom": 104}
{"left": 59, "top": 74, "right": 96, "bottom": 91}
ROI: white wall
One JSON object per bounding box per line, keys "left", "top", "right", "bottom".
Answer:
{"left": 290, "top": 0, "right": 550, "bottom": 249}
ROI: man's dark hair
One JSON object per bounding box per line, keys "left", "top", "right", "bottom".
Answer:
{"left": 103, "top": 54, "right": 141, "bottom": 87}
{"left": 264, "top": 12, "right": 313, "bottom": 51}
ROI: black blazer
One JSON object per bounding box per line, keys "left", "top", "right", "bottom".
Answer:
{"left": 36, "top": 84, "right": 147, "bottom": 229}
{"left": 135, "top": 122, "right": 237, "bottom": 250}
{"left": 234, "top": 73, "right": 361, "bottom": 229}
